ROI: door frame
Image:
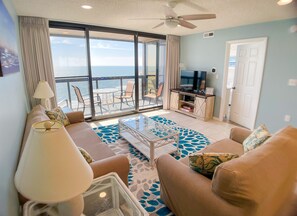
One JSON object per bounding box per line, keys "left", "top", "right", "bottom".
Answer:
{"left": 219, "top": 37, "right": 268, "bottom": 129}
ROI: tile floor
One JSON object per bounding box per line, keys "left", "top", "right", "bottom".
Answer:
{"left": 89, "top": 109, "right": 239, "bottom": 143}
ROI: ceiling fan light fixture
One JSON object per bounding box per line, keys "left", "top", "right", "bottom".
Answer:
{"left": 165, "top": 20, "right": 178, "bottom": 28}
{"left": 277, "top": 0, "right": 293, "bottom": 5}
{"left": 81, "top": 5, "right": 93, "bottom": 9}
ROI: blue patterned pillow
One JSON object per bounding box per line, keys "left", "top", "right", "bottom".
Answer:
{"left": 189, "top": 152, "right": 239, "bottom": 177}
{"left": 243, "top": 124, "right": 270, "bottom": 153}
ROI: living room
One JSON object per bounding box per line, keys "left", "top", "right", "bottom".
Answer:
{"left": 1, "top": 0, "right": 297, "bottom": 215}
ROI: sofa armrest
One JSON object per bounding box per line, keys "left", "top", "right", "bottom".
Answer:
{"left": 156, "top": 154, "right": 242, "bottom": 216}
{"left": 66, "top": 111, "right": 85, "bottom": 124}
{"left": 229, "top": 127, "right": 252, "bottom": 144}
{"left": 90, "top": 155, "right": 130, "bottom": 186}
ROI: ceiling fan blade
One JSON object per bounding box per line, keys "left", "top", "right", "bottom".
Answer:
{"left": 178, "top": 20, "right": 197, "bottom": 29}
{"left": 153, "top": 22, "right": 165, "bottom": 29}
{"left": 179, "top": 14, "right": 216, "bottom": 20}
{"left": 162, "top": 5, "right": 177, "bottom": 18}
{"left": 182, "top": 1, "right": 208, "bottom": 12}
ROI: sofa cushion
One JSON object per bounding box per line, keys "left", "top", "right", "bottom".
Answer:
{"left": 46, "top": 107, "right": 70, "bottom": 126}
{"left": 189, "top": 152, "right": 239, "bottom": 177}
{"left": 212, "top": 126, "right": 297, "bottom": 214}
{"left": 66, "top": 122, "right": 115, "bottom": 161}
{"left": 242, "top": 124, "right": 270, "bottom": 153}
{"left": 202, "top": 138, "right": 244, "bottom": 155}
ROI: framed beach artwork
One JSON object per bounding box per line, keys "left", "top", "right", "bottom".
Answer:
{"left": 0, "top": 0, "right": 20, "bottom": 77}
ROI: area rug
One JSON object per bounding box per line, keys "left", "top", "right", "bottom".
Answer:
{"left": 93, "top": 116, "right": 210, "bottom": 216}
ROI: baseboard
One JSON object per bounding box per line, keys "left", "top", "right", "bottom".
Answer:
{"left": 213, "top": 117, "right": 221, "bottom": 121}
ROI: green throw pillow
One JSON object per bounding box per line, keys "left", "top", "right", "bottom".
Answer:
{"left": 189, "top": 152, "right": 239, "bottom": 177}
{"left": 78, "top": 147, "right": 94, "bottom": 164}
{"left": 243, "top": 124, "right": 270, "bottom": 153}
{"left": 46, "top": 107, "right": 70, "bottom": 126}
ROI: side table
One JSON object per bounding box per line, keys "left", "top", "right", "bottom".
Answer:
{"left": 23, "top": 172, "right": 148, "bottom": 216}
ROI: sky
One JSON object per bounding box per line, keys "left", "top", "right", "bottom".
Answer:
{"left": 50, "top": 36, "right": 145, "bottom": 67}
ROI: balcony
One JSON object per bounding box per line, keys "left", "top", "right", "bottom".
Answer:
{"left": 56, "top": 75, "right": 163, "bottom": 118}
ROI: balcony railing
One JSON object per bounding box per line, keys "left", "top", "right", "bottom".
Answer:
{"left": 55, "top": 75, "right": 162, "bottom": 115}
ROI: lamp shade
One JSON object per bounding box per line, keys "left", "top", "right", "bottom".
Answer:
{"left": 15, "top": 121, "right": 93, "bottom": 203}
{"left": 33, "top": 81, "right": 54, "bottom": 99}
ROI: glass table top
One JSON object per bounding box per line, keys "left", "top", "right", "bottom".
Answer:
{"left": 119, "top": 114, "right": 178, "bottom": 141}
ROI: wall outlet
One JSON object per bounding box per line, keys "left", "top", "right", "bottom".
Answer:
{"left": 284, "top": 115, "right": 291, "bottom": 122}
{"left": 288, "top": 79, "right": 297, "bottom": 86}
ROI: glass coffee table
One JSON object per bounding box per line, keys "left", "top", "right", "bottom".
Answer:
{"left": 119, "top": 114, "right": 180, "bottom": 165}
{"left": 23, "top": 172, "right": 148, "bottom": 216}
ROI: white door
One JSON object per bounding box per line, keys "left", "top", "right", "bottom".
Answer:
{"left": 230, "top": 42, "right": 266, "bottom": 129}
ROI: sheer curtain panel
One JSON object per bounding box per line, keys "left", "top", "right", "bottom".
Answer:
{"left": 163, "top": 35, "right": 180, "bottom": 110}
{"left": 19, "top": 16, "right": 57, "bottom": 108}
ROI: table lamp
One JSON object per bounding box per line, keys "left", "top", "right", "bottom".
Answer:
{"left": 33, "top": 80, "right": 54, "bottom": 110}
{"left": 15, "top": 120, "right": 94, "bottom": 216}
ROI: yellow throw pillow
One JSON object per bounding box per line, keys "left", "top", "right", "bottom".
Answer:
{"left": 46, "top": 107, "right": 70, "bottom": 126}
{"left": 78, "top": 147, "right": 94, "bottom": 164}
{"left": 189, "top": 152, "right": 239, "bottom": 177}
{"left": 243, "top": 124, "right": 270, "bottom": 153}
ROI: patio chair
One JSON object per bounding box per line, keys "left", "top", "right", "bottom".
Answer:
{"left": 72, "top": 85, "right": 102, "bottom": 114}
{"left": 143, "top": 82, "right": 164, "bottom": 106}
{"left": 114, "top": 81, "right": 135, "bottom": 110}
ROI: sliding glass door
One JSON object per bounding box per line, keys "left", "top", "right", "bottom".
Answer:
{"left": 49, "top": 23, "right": 166, "bottom": 120}
{"left": 138, "top": 37, "right": 166, "bottom": 110}
{"left": 89, "top": 31, "right": 136, "bottom": 115}
{"left": 50, "top": 29, "right": 93, "bottom": 117}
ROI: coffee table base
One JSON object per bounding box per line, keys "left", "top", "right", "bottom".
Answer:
{"left": 120, "top": 131, "right": 179, "bottom": 166}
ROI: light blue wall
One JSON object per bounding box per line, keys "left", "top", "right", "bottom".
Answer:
{"left": 180, "top": 18, "right": 297, "bottom": 132}
{"left": 0, "top": 0, "right": 29, "bottom": 215}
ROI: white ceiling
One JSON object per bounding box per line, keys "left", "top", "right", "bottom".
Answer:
{"left": 12, "top": 0, "right": 297, "bottom": 36}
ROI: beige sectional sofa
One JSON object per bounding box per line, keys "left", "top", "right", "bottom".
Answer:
{"left": 18, "top": 105, "right": 129, "bottom": 204}
{"left": 157, "top": 126, "right": 297, "bottom": 216}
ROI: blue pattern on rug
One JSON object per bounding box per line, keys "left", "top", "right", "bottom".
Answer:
{"left": 93, "top": 116, "right": 210, "bottom": 215}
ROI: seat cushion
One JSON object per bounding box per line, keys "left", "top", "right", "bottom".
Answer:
{"left": 66, "top": 122, "right": 115, "bottom": 161}
{"left": 201, "top": 138, "right": 244, "bottom": 155}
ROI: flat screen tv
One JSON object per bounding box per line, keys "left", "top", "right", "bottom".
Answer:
{"left": 180, "top": 70, "right": 194, "bottom": 88}
{"left": 180, "top": 70, "right": 207, "bottom": 94}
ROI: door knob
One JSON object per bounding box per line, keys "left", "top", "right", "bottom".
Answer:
{"left": 232, "top": 87, "right": 236, "bottom": 90}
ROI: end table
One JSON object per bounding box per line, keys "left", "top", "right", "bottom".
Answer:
{"left": 23, "top": 172, "right": 148, "bottom": 216}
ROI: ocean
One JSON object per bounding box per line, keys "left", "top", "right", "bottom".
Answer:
{"left": 54, "top": 66, "right": 160, "bottom": 103}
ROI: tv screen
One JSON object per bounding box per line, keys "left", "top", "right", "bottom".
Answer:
{"left": 180, "top": 70, "right": 207, "bottom": 94}
{"left": 180, "top": 70, "right": 194, "bottom": 87}
{"left": 196, "top": 71, "right": 207, "bottom": 93}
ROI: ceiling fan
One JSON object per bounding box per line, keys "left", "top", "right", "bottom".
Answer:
{"left": 131, "top": 0, "right": 216, "bottom": 29}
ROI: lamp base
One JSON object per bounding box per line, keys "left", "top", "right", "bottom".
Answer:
{"left": 40, "top": 98, "right": 52, "bottom": 110}
{"left": 57, "top": 194, "right": 84, "bottom": 216}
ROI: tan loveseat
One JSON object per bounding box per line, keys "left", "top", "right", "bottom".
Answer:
{"left": 18, "top": 105, "right": 130, "bottom": 204}
{"left": 157, "top": 126, "right": 297, "bottom": 216}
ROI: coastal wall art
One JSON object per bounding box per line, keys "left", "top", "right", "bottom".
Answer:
{"left": 0, "top": 0, "right": 20, "bottom": 77}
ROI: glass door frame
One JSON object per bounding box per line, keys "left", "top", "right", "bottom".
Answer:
{"left": 49, "top": 21, "right": 166, "bottom": 120}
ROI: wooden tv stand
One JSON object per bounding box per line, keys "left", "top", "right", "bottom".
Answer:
{"left": 170, "top": 89, "right": 215, "bottom": 121}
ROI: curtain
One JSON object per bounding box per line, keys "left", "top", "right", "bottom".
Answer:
{"left": 163, "top": 35, "right": 180, "bottom": 110}
{"left": 19, "top": 16, "right": 57, "bottom": 108}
